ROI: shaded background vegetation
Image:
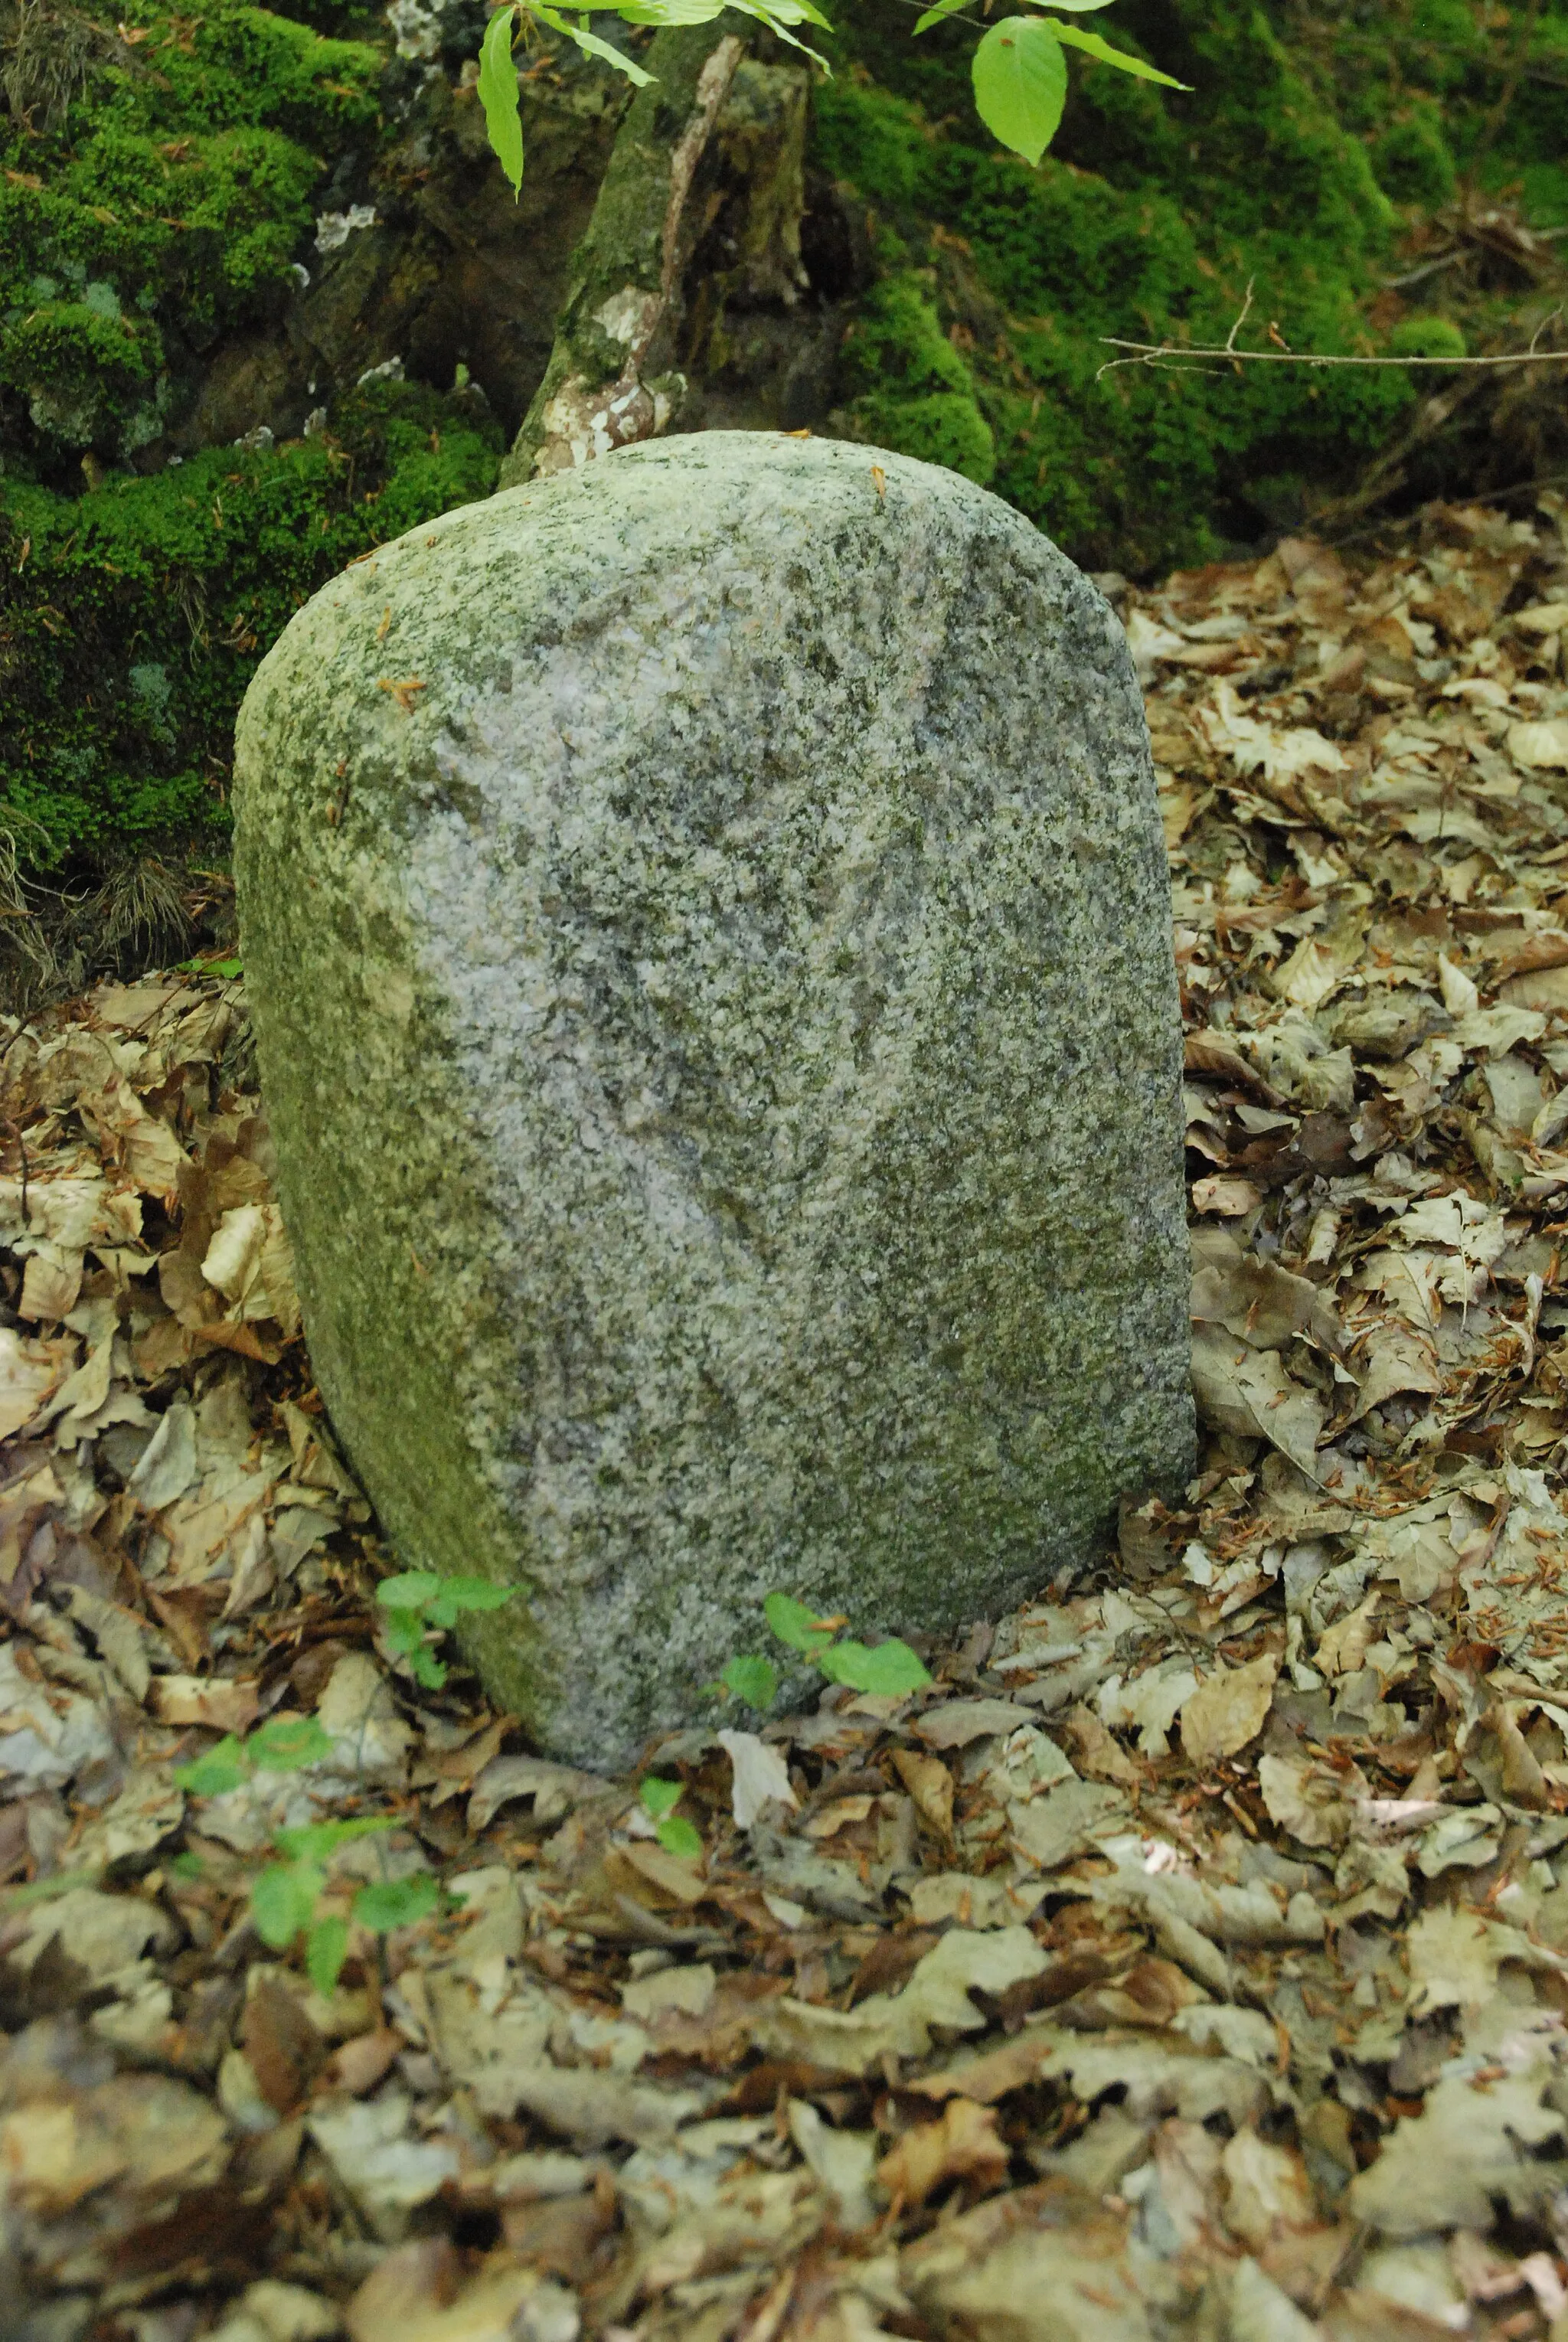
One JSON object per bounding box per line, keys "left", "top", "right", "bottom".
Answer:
{"left": 2, "top": 0, "right": 1566, "bottom": 900}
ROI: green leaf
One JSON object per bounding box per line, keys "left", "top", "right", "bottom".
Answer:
{"left": 407, "top": 1645, "right": 448, "bottom": 1689}
{"left": 478, "top": 4, "right": 525, "bottom": 198}
{"left": 972, "top": 15, "right": 1067, "bottom": 165}
{"left": 248, "top": 1714, "right": 334, "bottom": 1772}
{"left": 815, "top": 1638, "right": 933, "bottom": 1696}
{"left": 273, "top": 1818, "right": 394, "bottom": 1863}
{"left": 763, "top": 1592, "right": 838, "bottom": 1655}
{"left": 305, "top": 1915, "right": 349, "bottom": 1995}
{"left": 1047, "top": 21, "right": 1188, "bottom": 85}
{"left": 639, "top": 1775, "right": 684, "bottom": 1820}
{"left": 377, "top": 1570, "right": 442, "bottom": 1612}
{"left": 721, "top": 1654, "right": 779, "bottom": 1709}
{"left": 173, "top": 1736, "right": 248, "bottom": 1796}
{"left": 446, "top": 1574, "right": 514, "bottom": 1610}
{"left": 354, "top": 1873, "right": 442, "bottom": 1933}
{"left": 655, "top": 1814, "right": 704, "bottom": 1861}
{"left": 176, "top": 954, "right": 244, "bottom": 977}
{"left": 251, "top": 1860, "right": 323, "bottom": 1949}
{"left": 737, "top": 0, "right": 831, "bottom": 24}
{"left": 531, "top": 5, "right": 655, "bottom": 80}
{"left": 912, "top": 0, "right": 969, "bottom": 31}
{"left": 381, "top": 1607, "right": 428, "bottom": 1657}
{"left": 613, "top": 0, "right": 726, "bottom": 20}
{"left": 720, "top": 0, "right": 830, "bottom": 61}
{"left": 168, "top": 1851, "right": 204, "bottom": 1881}
{"left": 425, "top": 1573, "right": 512, "bottom": 1625}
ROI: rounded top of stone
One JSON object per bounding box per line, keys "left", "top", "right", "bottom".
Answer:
{"left": 242, "top": 431, "right": 1098, "bottom": 754}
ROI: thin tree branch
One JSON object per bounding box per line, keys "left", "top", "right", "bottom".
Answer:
{"left": 1381, "top": 251, "right": 1463, "bottom": 291}
{"left": 1099, "top": 296, "right": 1567, "bottom": 379}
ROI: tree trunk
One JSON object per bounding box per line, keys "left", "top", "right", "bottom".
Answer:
{"left": 498, "top": 23, "right": 747, "bottom": 488}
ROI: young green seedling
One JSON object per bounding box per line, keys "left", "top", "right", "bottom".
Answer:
{"left": 376, "top": 1569, "right": 513, "bottom": 1689}
{"left": 175, "top": 1715, "right": 446, "bottom": 1991}
{"left": 172, "top": 1711, "right": 335, "bottom": 1797}
{"left": 710, "top": 1592, "right": 933, "bottom": 1716}
{"left": 639, "top": 1774, "right": 703, "bottom": 1861}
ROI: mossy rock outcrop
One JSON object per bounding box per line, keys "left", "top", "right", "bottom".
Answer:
{"left": 0, "top": 375, "right": 501, "bottom": 866}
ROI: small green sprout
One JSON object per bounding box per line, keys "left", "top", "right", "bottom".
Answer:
{"left": 176, "top": 953, "right": 243, "bottom": 978}
{"left": 715, "top": 1653, "right": 779, "bottom": 1710}
{"left": 715, "top": 1593, "right": 933, "bottom": 1713}
{"left": 176, "top": 1718, "right": 451, "bottom": 1992}
{"left": 639, "top": 1774, "right": 703, "bottom": 1860}
{"left": 173, "top": 1712, "right": 334, "bottom": 1796}
{"left": 252, "top": 1819, "right": 446, "bottom": 1991}
{"left": 376, "top": 1569, "right": 513, "bottom": 1688}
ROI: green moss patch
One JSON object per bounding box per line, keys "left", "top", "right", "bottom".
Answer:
{"left": 818, "top": 0, "right": 1568, "bottom": 571}
{"left": 1, "top": 377, "right": 501, "bottom": 865}
{"left": 1, "top": 0, "right": 384, "bottom": 468}
{"left": 837, "top": 273, "right": 995, "bottom": 484}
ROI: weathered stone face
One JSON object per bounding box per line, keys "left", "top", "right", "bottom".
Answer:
{"left": 234, "top": 432, "right": 1193, "bottom": 1768}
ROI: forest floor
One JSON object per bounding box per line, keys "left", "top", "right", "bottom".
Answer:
{"left": 11, "top": 499, "right": 1568, "bottom": 2342}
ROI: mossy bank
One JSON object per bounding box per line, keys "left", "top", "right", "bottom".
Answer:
{"left": 818, "top": 0, "right": 1568, "bottom": 570}
{"left": 2, "top": 377, "right": 500, "bottom": 869}
{"left": 5, "top": 0, "right": 1566, "bottom": 885}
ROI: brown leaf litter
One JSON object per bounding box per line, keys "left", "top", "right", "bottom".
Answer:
{"left": 18, "top": 499, "right": 1568, "bottom": 2337}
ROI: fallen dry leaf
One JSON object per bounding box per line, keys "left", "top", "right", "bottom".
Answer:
{"left": 890, "top": 1746, "right": 955, "bottom": 1840}
{"left": 1179, "top": 1648, "right": 1280, "bottom": 1766}
{"left": 717, "top": 1727, "right": 798, "bottom": 1828}
{"left": 877, "top": 2097, "right": 1008, "bottom": 2208}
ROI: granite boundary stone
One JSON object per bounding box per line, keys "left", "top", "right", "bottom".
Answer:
{"left": 234, "top": 432, "right": 1193, "bottom": 1766}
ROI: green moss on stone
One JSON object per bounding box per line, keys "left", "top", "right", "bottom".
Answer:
{"left": 815, "top": 0, "right": 1559, "bottom": 571}
{"left": 837, "top": 273, "right": 995, "bottom": 484}
{"left": 0, "top": 0, "right": 381, "bottom": 469}
{"left": 1388, "top": 315, "right": 1468, "bottom": 360}
{"left": 1372, "top": 104, "right": 1459, "bottom": 209}
{"left": 2, "top": 299, "right": 164, "bottom": 448}
{"left": 1, "top": 377, "right": 501, "bottom": 866}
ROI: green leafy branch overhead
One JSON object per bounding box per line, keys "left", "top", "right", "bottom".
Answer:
{"left": 477, "top": 0, "right": 1184, "bottom": 194}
